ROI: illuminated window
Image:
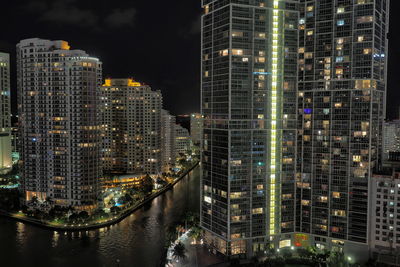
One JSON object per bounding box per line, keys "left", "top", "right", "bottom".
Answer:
{"left": 358, "top": 36, "right": 364, "bottom": 42}
{"left": 279, "top": 240, "right": 291, "bottom": 248}
{"left": 337, "top": 7, "right": 345, "bottom": 13}
{"left": 220, "top": 49, "right": 229, "bottom": 56}
{"left": 204, "top": 5, "right": 209, "bottom": 14}
{"left": 307, "top": 30, "right": 314, "bottom": 36}
{"left": 337, "top": 20, "right": 345, "bottom": 26}
{"left": 332, "top": 210, "right": 346, "bottom": 217}
{"left": 256, "top": 57, "right": 265, "bottom": 63}
{"left": 232, "top": 49, "right": 244, "bottom": 56}
{"left": 334, "top": 103, "right": 342, "bottom": 108}
{"left": 357, "top": 16, "right": 373, "bottom": 23}
{"left": 363, "top": 48, "right": 372, "bottom": 55}
{"left": 304, "top": 52, "right": 313, "bottom": 59}
{"left": 332, "top": 192, "right": 341, "bottom": 198}
{"left": 204, "top": 196, "right": 211, "bottom": 203}
{"left": 353, "top": 155, "right": 361, "bottom": 162}
{"left": 232, "top": 31, "right": 243, "bottom": 37}
{"left": 257, "top": 33, "right": 266, "bottom": 39}
{"left": 252, "top": 208, "right": 263, "bottom": 214}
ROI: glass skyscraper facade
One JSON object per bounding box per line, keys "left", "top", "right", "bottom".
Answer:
{"left": 201, "top": 0, "right": 389, "bottom": 261}
{"left": 201, "top": 0, "right": 298, "bottom": 256}
{"left": 296, "top": 0, "right": 389, "bottom": 258}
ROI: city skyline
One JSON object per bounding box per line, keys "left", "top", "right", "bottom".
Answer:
{"left": 0, "top": 1, "right": 399, "bottom": 266}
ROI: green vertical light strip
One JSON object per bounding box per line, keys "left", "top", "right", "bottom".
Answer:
{"left": 269, "top": 0, "right": 279, "bottom": 236}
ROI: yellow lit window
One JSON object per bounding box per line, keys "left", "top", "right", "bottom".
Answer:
{"left": 363, "top": 48, "right": 372, "bottom": 55}
{"left": 232, "top": 49, "right": 244, "bottom": 56}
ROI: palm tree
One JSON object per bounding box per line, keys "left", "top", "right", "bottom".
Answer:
{"left": 45, "top": 196, "right": 53, "bottom": 206}
{"left": 172, "top": 242, "right": 186, "bottom": 261}
{"left": 188, "top": 226, "right": 203, "bottom": 241}
{"left": 328, "top": 248, "right": 347, "bottom": 267}
{"left": 30, "top": 196, "right": 38, "bottom": 206}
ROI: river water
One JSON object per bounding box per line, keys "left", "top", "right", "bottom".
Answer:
{"left": 0, "top": 166, "right": 200, "bottom": 267}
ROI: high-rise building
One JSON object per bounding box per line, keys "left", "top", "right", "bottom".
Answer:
{"left": 175, "top": 124, "right": 191, "bottom": 156}
{"left": 200, "top": 0, "right": 389, "bottom": 261}
{"left": 17, "top": 38, "right": 102, "bottom": 210}
{"left": 190, "top": 113, "right": 203, "bottom": 146}
{"left": 0, "top": 52, "right": 12, "bottom": 174}
{"left": 161, "top": 109, "right": 176, "bottom": 171}
{"left": 383, "top": 120, "right": 400, "bottom": 160}
{"left": 370, "top": 169, "right": 400, "bottom": 264}
{"left": 101, "top": 78, "right": 162, "bottom": 175}
{"left": 296, "top": 0, "right": 389, "bottom": 259}
{"left": 201, "top": 0, "right": 298, "bottom": 256}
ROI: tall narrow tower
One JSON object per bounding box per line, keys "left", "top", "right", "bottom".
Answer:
{"left": 17, "top": 38, "right": 103, "bottom": 210}
{"left": 0, "top": 52, "right": 12, "bottom": 174}
{"left": 295, "top": 0, "right": 389, "bottom": 260}
{"left": 200, "top": 0, "right": 298, "bottom": 257}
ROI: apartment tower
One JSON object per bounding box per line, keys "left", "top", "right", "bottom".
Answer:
{"left": 0, "top": 52, "right": 12, "bottom": 174}
{"left": 101, "top": 78, "right": 162, "bottom": 175}
{"left": 295, "top": 0, "right": 389, "bottom": 260}
{"left": 161, "top": 109, "right": 176, "bottom": 171}
{"left": 17, "top": 38, "right": 102, "bottom": 210}
{"left": 201, "top": 0, "right": 298, "bottom": 256}
{"left": 201, "top": 0, "right": 389, "bottom": 261}
{"left": 190, "top": 113, "right": 203, "bottom": 146}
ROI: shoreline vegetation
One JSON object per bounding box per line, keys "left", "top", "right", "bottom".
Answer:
{"left": 0, "top": 161, "right": 199, "bottom": 231}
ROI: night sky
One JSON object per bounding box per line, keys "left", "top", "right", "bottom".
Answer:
{"left": 0, "top": 0, "right": 399, "bottom": 118}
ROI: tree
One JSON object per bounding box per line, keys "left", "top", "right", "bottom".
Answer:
{"left": 78, "top": 211, "right": 89, "bottom": 221}
{"left": 140, "top": 175, "right": 154, "bottom": 194}
{"left": 110, "top": 206, "right": 121, "bottom": 214}
{"left": 108, "top": 198, "right": 116, "bottom": 207}
{"left": 124, "top": 193, "right": 133, "bottom": 203}
{"left": 328, "top": 248, "right": 347, "bottom": 267}
{"left": 156, "top": 176, "right": 167, "bottom": 186}
{"left": 30, "top": 196, "right": 38, "bottom": 206}
{"left": 188, "top": 226, "right": 203, "bottom": 241}
{"left": 45, "top": 196, "right": 53, "bottom": 206}
{"left": 172, "top": 242, "right": 186, "bottom": 261}
{"left": 165, "top": 225, "right": 178, "bottom": 248}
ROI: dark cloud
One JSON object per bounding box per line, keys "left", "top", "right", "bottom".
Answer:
{"left": 22, "top": 0, "right": 135, "bottom": 30}
{"left": 105, "top": 8, "right": 136, "bottom": 28}
{"left": 40, "top": 1, "right": 98, "bottom": 27}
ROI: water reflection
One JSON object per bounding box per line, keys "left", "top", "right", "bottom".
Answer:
{"left": 0, "top": 166, "right": 200, "bottom": 267}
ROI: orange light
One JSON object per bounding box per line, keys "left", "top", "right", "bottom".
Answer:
{"left": 103, "top": 79, "right": 112, "bottom": 86}
{"left": 128, "top": 79, "right": 141, "bottom": 87}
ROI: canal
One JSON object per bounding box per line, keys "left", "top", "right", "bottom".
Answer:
{"left": 0, "top": 166, "right": 200, "bottom": 267}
